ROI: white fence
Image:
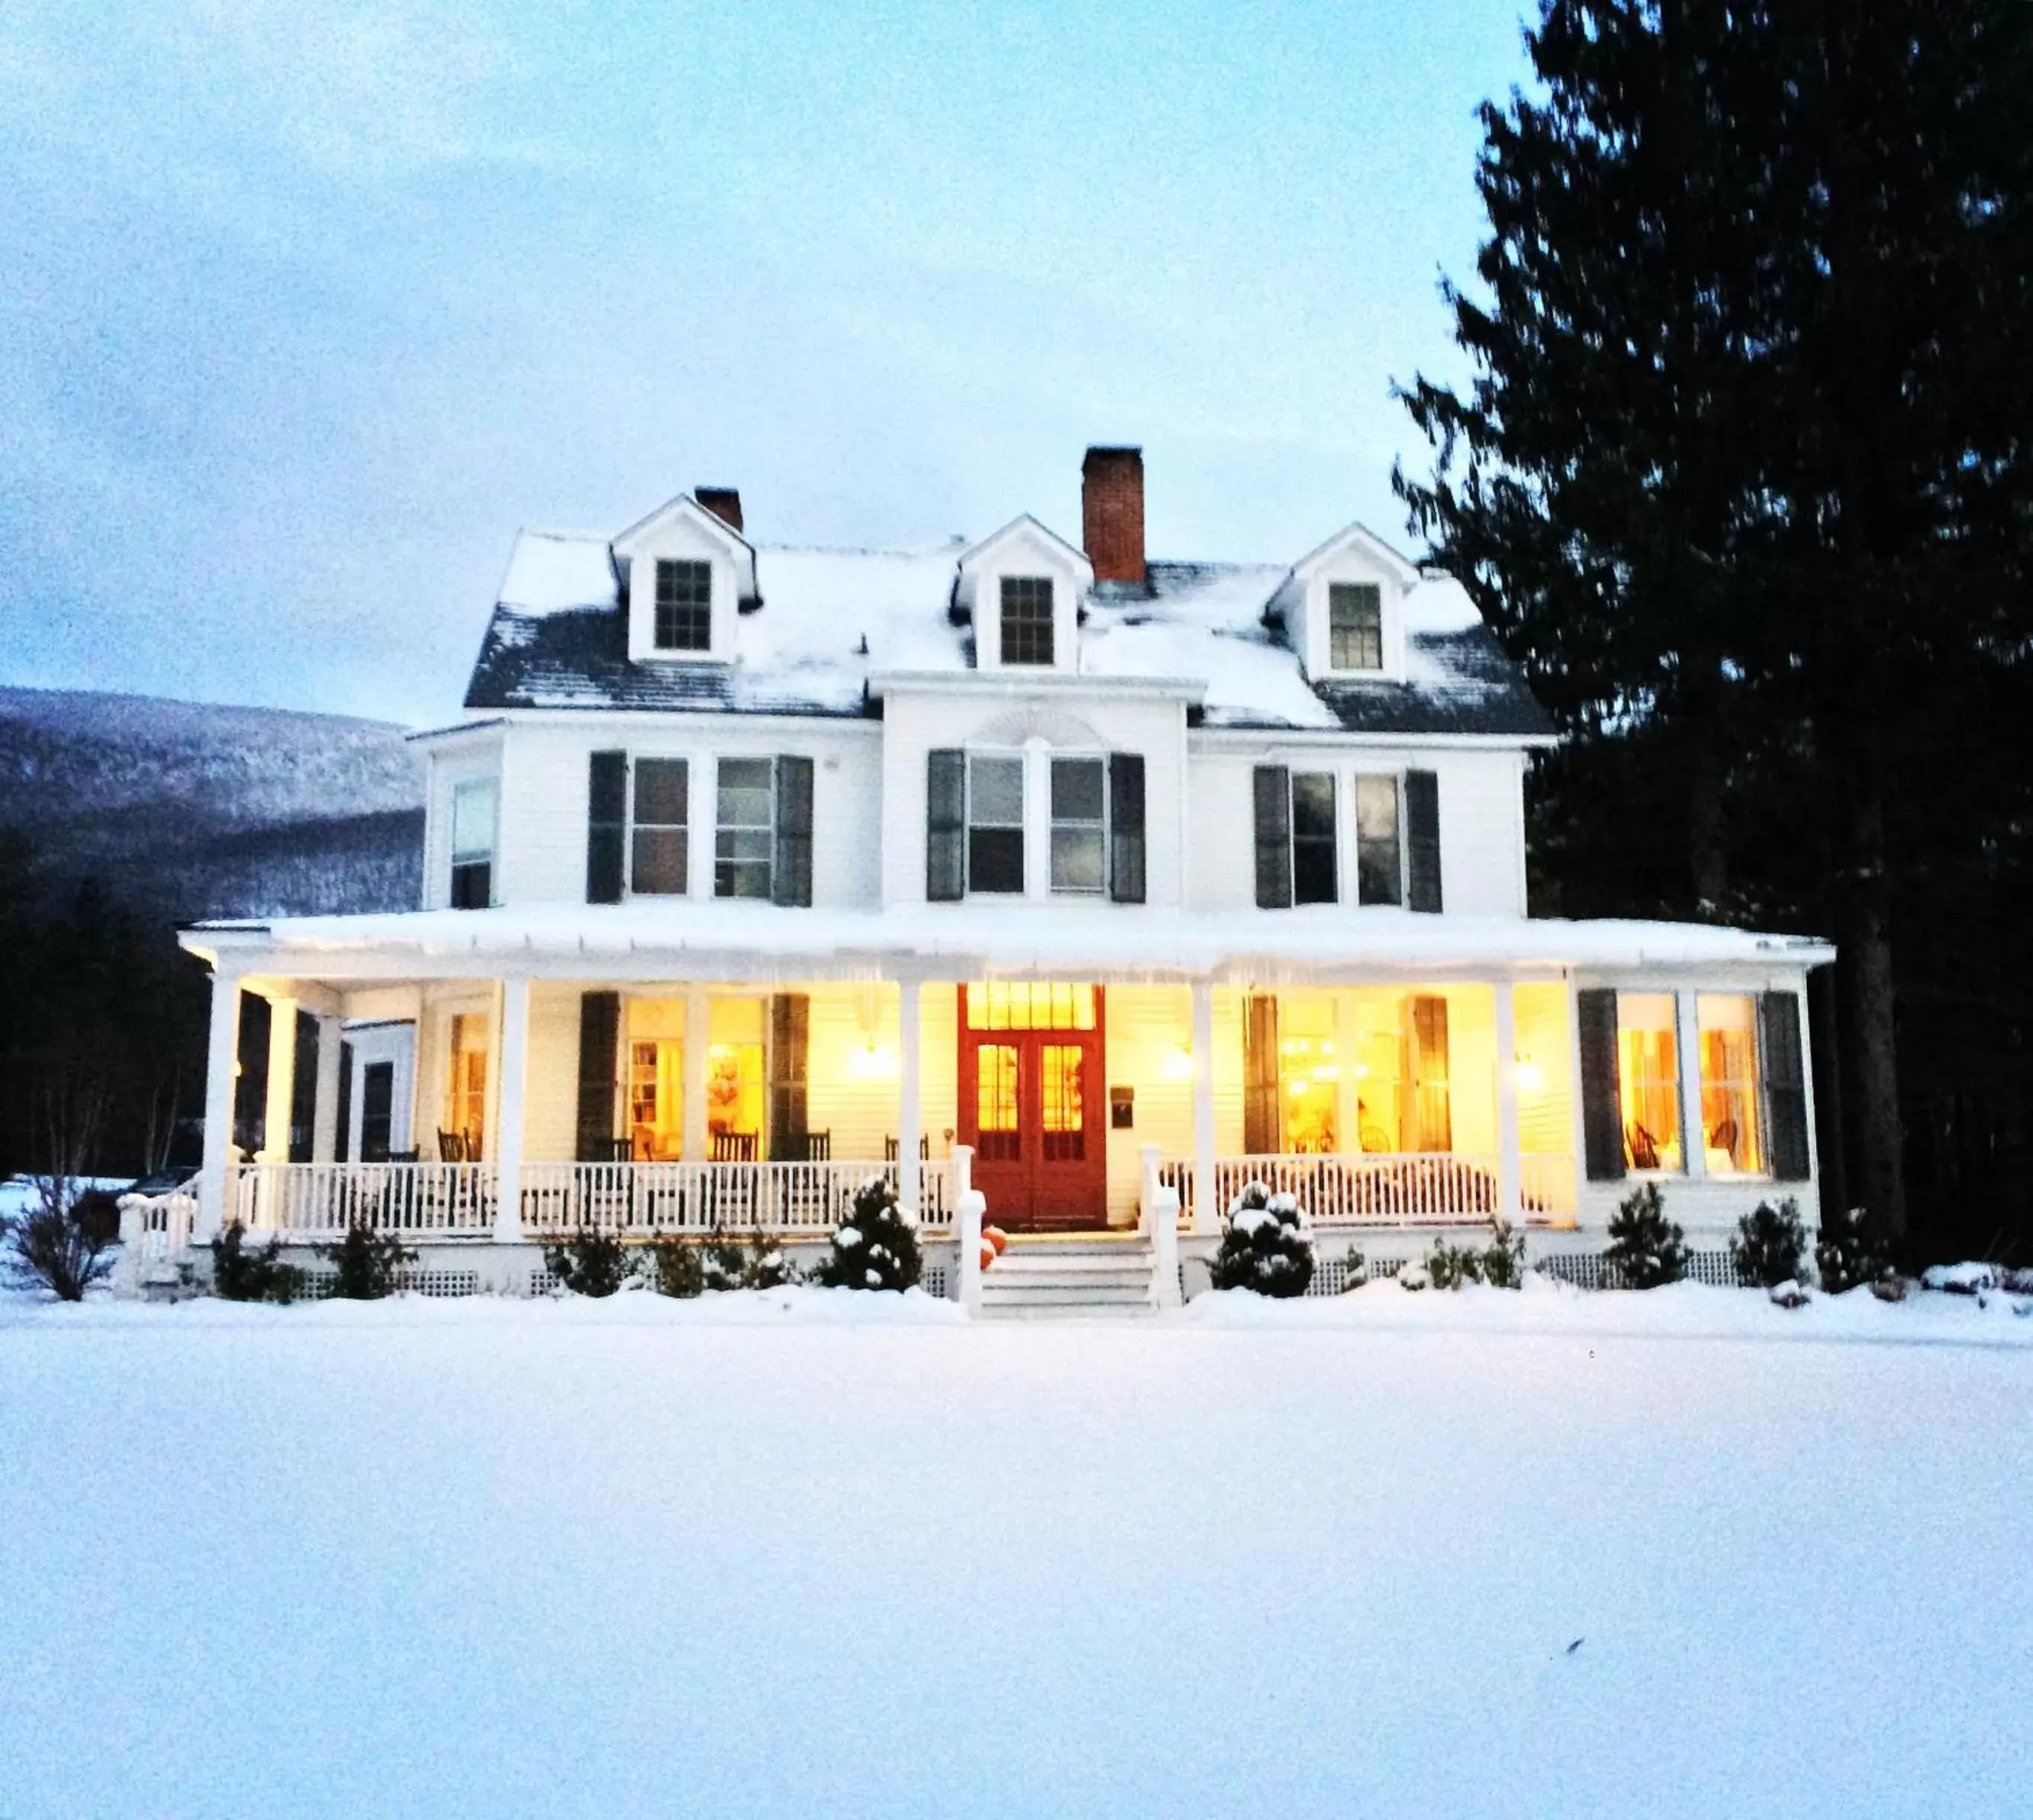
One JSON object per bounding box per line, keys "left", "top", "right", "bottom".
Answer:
{"left": 1163, "top": 1152, "right": 1577, "bottom": 1227}
{"left": 519, "top": 1158, "right": 953, "bottom": 1236}
{"left": 231, "top": 1162, "right": 497, "bottom": 1237}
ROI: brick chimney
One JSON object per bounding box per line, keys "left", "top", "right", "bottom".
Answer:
{"left": 1081, "top": 446, "right": 1144, "bottom": 586}
{"left": 696, "top": 486, "right": 743, "bottom": 533}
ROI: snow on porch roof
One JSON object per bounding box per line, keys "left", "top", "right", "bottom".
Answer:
{"left": 185, "top": 902, "right": 1832, "bottom": 982}
{"left": 464, "top": 529, "right": 1556, "bottom": 738}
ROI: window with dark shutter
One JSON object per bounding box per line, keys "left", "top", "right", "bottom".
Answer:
{"left": 967, "top": 754, "right": 1025, "bottom": 893}
{"left": 1355, "top": 775, "right": 1402, "bottom": 906}
{"left": 1108, "top": 752, "right": 1145, "bottom": 903}
{"left": 586, "top": 752, "right": 627, "bottom": 904}
{"left": 773, "top": 756, "right": 813, "bottom": 906}
{"left": 715, "top": 758, "right": 775, "bottom": 899}
{"left": 1243, "top": 994, "right": 1280, "bottom": 1154}
{"left": 769, "top": 993, "right": 810, "bottom": 1157}
{"left": 1410, "top": 995, "right": 1452, "bottom": 1151}
{"left": 575, "top": 990, "right": 620, "bottom": 1161}
{"left": 1405, "top": 769, "right": 1443, "bottom": 913}
{"left": 1291, "top": 772, "right": 1338, "bottom": 905}
{"left": 927, "top": 749, "right": 965, "bottom": 901}
{"left": 1577, "top": 988, "right": 1625, "bottom": 1181}
{"left": 1253, "top": 766, "right": 1292, "bottom": 909}
{"left": 629, "top": 758, "right": 688, "bottom": 896}
{"left": 1759, "top": 991, "right": 1811, "bottom": 1181}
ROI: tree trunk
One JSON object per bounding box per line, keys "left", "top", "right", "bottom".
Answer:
{"left": 1832, "top": 770, "right": 1907, "bottom": 1237}
{"left": 1687, "top": 717, "right": 1728, "bottom": 911}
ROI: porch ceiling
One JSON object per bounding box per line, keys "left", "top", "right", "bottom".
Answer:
{"left": 181, "top": 902, "right": 1834, "bottom": 987}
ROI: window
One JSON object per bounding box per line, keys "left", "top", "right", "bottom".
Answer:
{"left": 1355, "top": 775, "right": 1402, "bottom": 906}
{"left": 967, "top": 755, "right": 1025, "bottom": 893}
{"left": 1329, "top": 581, "right": 1383, "bottom": 671}
{"left": 1292, "top": 772, "right": 1338, "bottom": 905}
{"left": 630, "top": 758, "right": 688, "bottom": 896}
{"left": 964, "top": 983, "right": 1097, "bottom": 1030}
{"left": 999, "top": 575, "right": 1054, "bottom": 665}
{"left": 627, "top": 1039, "right": 684, "bottom": 1161}
{"left": 1617, "top": 993, "right": 1682, "bottom": 1171}
{"left": 654, "top": 558, "right": 712, "bottom": 651}
{"left": 1277, "top": 995, "right": 1340, "bottom": 1155}
{"left": 976, "top": 1044, "right": 1020, "bottom": 1160}
{"left": 1698, "top": 995, "right": 1765, "bottom": 1175}
{"left": 444, "top": 1012, "right": 489, "bottom": 1155}
{"left": 715, "top": 758, "right": 774, "bottom": 900}
{"left": 1040, "top": 1045, "right": 1086, "bottom": 1160}
{"left": 1050, "top": 758, "right": 1106, "bottom": 894}
{"left": 706, "top": 996, "right": 765, "bottom": 1152}
{"left": 449, "top": 778, "right": 495, "bottom": 909}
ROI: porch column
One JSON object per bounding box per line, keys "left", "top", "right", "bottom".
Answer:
{"left": 1495, "top": 981, "right": 1521, "bottom": 1227}
{"left": 683, "top": 990, "right": 710, "bottom": 1161}
{"left": 1191, "top": 981, "right": 1218, "bottom": 1233}
{"left": 898, "top": 978, "right": 924, "bottom": 1220}
{"left": 493, "top": 978, "right": 529, "bottom": 1245}
{"left": 311, "top": 1015, "right": 344, "bottom": 1164}
{"left": 260, "top": 992, "right": 298, "bottom": 1164}
{"left": 196, "top": 970, "right": 242, "bottom": 1242}
{"left": 1676, "top": 988, "right": 1707, "bottom": 1181}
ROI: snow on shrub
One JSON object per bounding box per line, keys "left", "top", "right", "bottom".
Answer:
{"left": 646, "top": 1236, "right": 704, "bottom": 1298}
{"left": 544, "top": 1228, "right": 634, "bottom": 1297}
{"left": 1604, "top": 1183, "right": 1687, "bottom": 1288}
{"left": 1423, "top": 1218, "right": 1527, "bottom": 1291}
{"left": 1816, "top": 1205, "right": 1896, "bottom": 1294}
{"left": 322, "top": 1220, "right": 414, "bottom": 1300}
{"left": 814, "top": 1176, "right": 921, "bottom": 1292}
{"left": 1208, "top": 1181, "right": 1313, "bottom": 1297}
{"left": 1730, "top": 1198, "right": 1807, "bottom": 1288}
{"left": 210, "top": 1222, "right": 306, "bottom": 1303}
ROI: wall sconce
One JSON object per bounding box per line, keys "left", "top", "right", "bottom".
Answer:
{"left": 848, "top": 1041, "right": 897, "bottom": 1080}
{"left": 1512, "top": 1057, "right": 1544, "bottom": 1094}
{"left": 1160, "top": 1044, "right": 1195, "bottom": 1083}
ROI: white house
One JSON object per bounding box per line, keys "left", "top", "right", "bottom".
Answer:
{"left": 134, "top": 446, "right": 1831, "bottom": 1306}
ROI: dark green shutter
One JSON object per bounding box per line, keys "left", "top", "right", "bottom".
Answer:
{"left": 1109, "top": 752, "right": 1146, "bottom": 903}
{"left": 927, "top": 749, "right": 965, "bottom": 901}
{"left": 773, "top": 755, "right": 813, "bottom": 906}
{"left": 1760, "top": 990, "right": 1811, "bottom": 1181}
{"left": 1577, "top": 988, "right": 1624, "bottom": 1181}
{"left": 1405, "top": 769, "right": 1442, "bottom": 913}
{"left": 575, "top": 990, "right": 620, "bottom": 1161}
{"left": 1243, "top": 994, "right": 1280, "bottom": 1154}
{"left": 586, "top": 751, "right": 627, "bottom": 904}
{"left": 769, "top": 993, "right": 810, "bottom": 1157}
{"left": 1411, "top": 995, "right": 1452, "bottom": 1152}
{"left": 1253, "top": 766, "right": 1292, "bottom": 909}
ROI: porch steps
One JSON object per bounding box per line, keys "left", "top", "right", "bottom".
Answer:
{"left": 976, "top": 1239, "right": 1158, "bottom": 1318}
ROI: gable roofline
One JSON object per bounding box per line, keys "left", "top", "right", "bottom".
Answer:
{"left": 610, "top": 490, "right": 758, "bottom": 559}
{"left": 957, "top": 513, "right": 1095, "bottom": 580}
{"left": 1288, "top": 520, "right": 1425, "bottom": 589}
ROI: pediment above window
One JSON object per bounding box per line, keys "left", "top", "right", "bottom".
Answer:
{"left": 610, "top": 494, "right": 758, "bottom": 664}
{"left": 1283, "top": 522, "right": 1422, "bottom": 683}
{"left": 953, "top": 515, "right": 1093, "bottom": 674}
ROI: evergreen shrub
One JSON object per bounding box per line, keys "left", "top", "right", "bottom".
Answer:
{"left": 1208, "top": 1181, "right": 1314, "bottom": 1297}
{"left": 210, "top": 1222, "right": 305, "bottom": 1303}
{"left": 1604, "top": 1183, "right": 1687, "bottom": 1288}
{"left": 543, "top": 1228, "right": 634, "bottom": 1297}
{"left": 647, "top": 1236, "right": 704, "bottom": 1298}
{"left": 1816, "top": 1205, "right": 1896, "bottom": 1294}
{"left": 1731, "top": 1198, "right": 1807, "bottom": 1288}
{"left": 322, "top": 1221, "right": 414, "bottom": 1300}
{"left": 700, "top": 1225, "right": 753, "bottom": 1292}
{"left": 815, "top": 1176, "right": 921, "bottom": 1291}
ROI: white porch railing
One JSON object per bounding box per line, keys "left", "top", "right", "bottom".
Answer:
{"left": 519, "top": 1158, "right": 954, "bottom": 1237}
{"left": 231, "top": 1162, "right": 497, "bottom": 1237}
{"left": 115, "top": 1188, "right": 199, "bottom": 1292}
{"left": 1163, "top": 1152, "right": 1577, "bottom": 1227}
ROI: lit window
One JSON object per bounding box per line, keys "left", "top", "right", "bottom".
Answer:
{"left": 976, "top": 1044, "right": 1020, "bottom": 1160}
{"left": 1617, "top": 993, "right": 1682, "bottom": 1171}
{"left": 654, "top": 558, "right": 712, "bottom": 651}
{"left": 1292, "top": 772, "right": 1338, "bottom": 905}
{"left": 1050, "top": 758, "right": 1106, "bottom": 894}
{"left": 964, "top": 983, "right": 1097, "bottom": 1030}
{"left": 714, "top": 758, "right": 773, "bottom": 900}
{"left": 444, "top": 1013, "right": 489, "bottom": 1155}
{"left": 1698, "top": 995, "right": 1764, "bottom": 1174}
{"left": 627, "top": 1039, "right": 685, "bottom": 1161}
{"left": 1329, "top": 582, "right": 1383, "bottom": 671}
{"left": 967, "top": 755, "right": 1025, "bottom": 894}
{"left": 631, "top": 758, "right": 688, "bottom": 896}
{"left": 1277, "top": 995, "right": 1340, "bottom": 1155}
{"left": 1040, "top": 1044, "right": 1086, "bottom": 1160}
{"left": 1354, "top": 775, "right": 1401, "bottom": 906}
{"left": 999, "top": 576, "right": 1054, "bottom": 665}
{"left": 449, "top": 779, "right": 495, "bottom": 909}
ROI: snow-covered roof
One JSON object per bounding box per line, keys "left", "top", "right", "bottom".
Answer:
{"left": 463, "top": 524, "right": 1555, "bottom": 738}
{"left": 187, "top": 901, "right": 1830, "bottom": 984}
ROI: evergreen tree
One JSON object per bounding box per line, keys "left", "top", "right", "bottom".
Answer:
{"left": 1399, "top": 1, "right": 2033, "bottom": 1240}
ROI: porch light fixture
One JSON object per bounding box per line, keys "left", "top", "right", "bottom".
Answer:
{"left": 1512, "top": 1058, "right": 1544, "bottom": 1093}
{"left": 1160, "top": 1044, "right": 1194, "bottom": 1083}
{"left": 848, "top": 1041, "right": 897, "bottom": 1080}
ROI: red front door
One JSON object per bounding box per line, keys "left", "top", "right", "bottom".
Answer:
{"left": 956, "top": 984, "right": 1108, "bottom": 1230}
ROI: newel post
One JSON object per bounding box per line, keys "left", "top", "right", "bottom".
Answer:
{"left": 493, "top": 978, "right": 530, "bottom": 1245}
{"left": 953, "top": 1145, "right": 982, "bottom": 1314}
{"left": 1143, "top": 1143, "right": 1182, "bottom": 1311}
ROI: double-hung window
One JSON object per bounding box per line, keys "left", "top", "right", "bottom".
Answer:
{"left": 1697, "top": 994, "right": 1764, "bottom": 1175}
{"left": 1291, "top": 772, "right": 1338, "bottom": 905}
{"left": 1049, "top": 758, "right": 1106, "bottom": 894}
{"left": 999, "top": 576, "right": 1054, "bottom": 666}
{"left": 715, "top": 758, "right": 776, "bottom": 899}
{"left": 1354, "top": 775, "right": 1402, "bottom": 906}
{"left": 966, "top": 755, "right": 1025, "bottom": 894}
{"left": 654, "top": 558, "right": 712, "bottom": 651}
{"left": 449, "top": 778, "right": 496, "bottom": 909}
{"left": 1329, "top": 582, "right": 1383, "bottom": 671}
{"left": 630, "top": 758, "right": 688, "bottom": 896}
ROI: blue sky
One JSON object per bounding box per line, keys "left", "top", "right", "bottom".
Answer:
{"left": 0, "top": 1, "right": 1533, "bottom": 725}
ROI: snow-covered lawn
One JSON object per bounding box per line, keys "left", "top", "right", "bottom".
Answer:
{"left": 2, "top": 1283, "right": 2029, "bottom": 1819}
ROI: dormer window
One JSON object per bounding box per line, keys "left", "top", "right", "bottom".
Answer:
{"left": 999, "top": 577, "right": 1055, "bottom": 666}
{"left": 1330, "top": 582, "right": 1383, "bottom": 671}
{"left": 654, "top": 558, "right": 712, "bottom": 652}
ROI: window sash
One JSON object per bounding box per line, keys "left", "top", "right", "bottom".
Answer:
{"left": 715, "top": 758, "right": 775, "bottom": 900}
{"left": 1354, "top": 774, "right": 1402, "bottom": 906}
{"left": 1329, "top": 582, "right": 1383, "bottom": 671}
{"left": 654, "top": 558, "right": 712, "bottom": 651}
{"left": 1616, "top": 993, "right": 1683, "bottom": 1172}
{"left": 629, "top": 758, "right": 688, "bottom": 897}
{"left": 966, "top": 754, "right": 1025, "bottom": 894}
{"left": 451, "top": 780, "right": 495, "bottom": 909}
{"left": 999, "top": 576, "right": 1054, "bottom": 666}
{"left": 1049, "top": 757, "right": 1106, "bottom": 894}
{"left": 1290, "top": 772, "right": 1337, "bottom": 906}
